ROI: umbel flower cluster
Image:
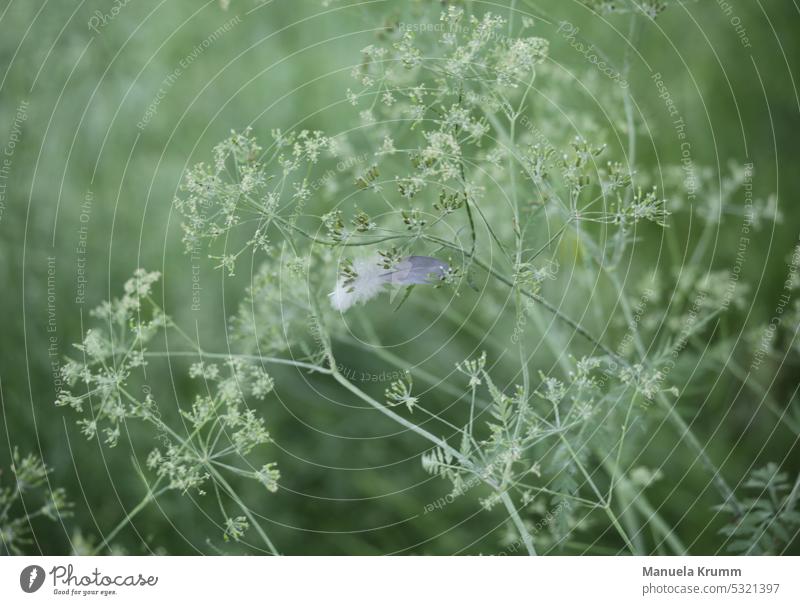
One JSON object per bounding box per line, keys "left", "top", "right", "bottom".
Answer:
{"left": 56, "top": 270, "right": 282, "bottom": 553}
{"left": 55, "top": 1, "right": 794, "bottom": 555}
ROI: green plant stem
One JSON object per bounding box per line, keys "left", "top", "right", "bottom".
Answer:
{"left": 622, "top": 12, "right": 638, "bottom": 189}
{"left": 88, "top": 483, "right": 168, "bottom": 555}
{"left": 571, "top": 225, "right": 743, "bottom": 516}
{"left": 557, "top": 435, "right": 637, "bottom": 553}
{"left": 424, "top": 235, "right": 619, "bottom": 360}
{"left": 558, "top": 435, "right": 605, "bottom": 505}
{"left": 332, "top": 370, "right": 470, "bottom": 471}
{"left": 786, "top": 473, "right": 800, "bottom": 512}
{"left": 608, "top": 398, "right": 635, "bottom": 503}
{"left": 605, "top": 502, "right": 640, "bottom": 555}
{"left": 207, "top": 466, "right": 280, "bottom": 555}
{"left": 144, "top": 351, "right": 331, "bottom": 374}
{"left": 331, "top": 367, "right": 536, "bottom": 555}
{"left": 352, "top": 319, "right": 489, "bottom": 458}
{"left": 724, "top": 358, "right": 800, "bottom": 436}
{"left": 500, "top": 491, "right": 537, "bottom": 555}
{"left": 602, "top": 459, "right": 687, "bottom": 555}
{"left": 602, "top": 268, "right": 742, "bottom": 516}
{"left": 655, "top": 390, "right": 742, "bottom": 515}
{"left": 343, "top": 334, "right": 483, "bottom": 406}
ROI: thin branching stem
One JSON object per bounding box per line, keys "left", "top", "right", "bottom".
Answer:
{"left": 331, "top": 366, "right": 537, "bottom": 555}
{"left": 143, "top": 351, "right": 331, "bottom": 374}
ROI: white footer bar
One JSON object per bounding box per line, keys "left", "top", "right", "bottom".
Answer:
{"left": 1, "top": 556, "right": 797, "bottom": 604}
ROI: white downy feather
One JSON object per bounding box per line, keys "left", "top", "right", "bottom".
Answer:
{"left": 329, "top": 255, "right": 387, "bottom": 311}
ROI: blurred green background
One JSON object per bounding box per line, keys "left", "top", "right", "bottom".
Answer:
{"left": 1, "top": 0, "right": 798, "bottom": 555}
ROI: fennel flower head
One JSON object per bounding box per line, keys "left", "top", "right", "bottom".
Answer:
{"left": 330, "top": 254, "right": 449, "bottom": 312}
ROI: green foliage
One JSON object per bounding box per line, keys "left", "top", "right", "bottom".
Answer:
{"left": 717, "top": 464, "right": 800, "bottom": 555}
